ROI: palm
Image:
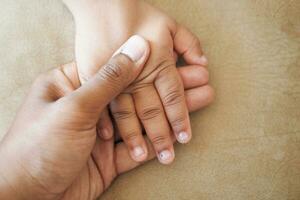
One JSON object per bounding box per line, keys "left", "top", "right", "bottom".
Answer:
{"left": 63, "top": 133, "right": 148, "bottom": 199}
{"left": 7, "top": 63, "right": 152, "bottom": 200}
{"left": 62, "top": 136, "right": 116, "bottom": 199}
{"left": 42, "top": 79, "right": 152, "bottom": 199}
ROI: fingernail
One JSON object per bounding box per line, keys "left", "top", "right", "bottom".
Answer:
{"left": 115, "top": 35, "right": 147, "bottom": 62}
{"left": 133, "top": 146, "right": 145, "bottom": 159}
{"left": 177, "top": 131, "right": 190, "bottom": 144}
{"left": 158, "top": 150, "right": 174, "bottom": 164}
{"left": 198, "top": 55, "right": 208, "bottom": 65}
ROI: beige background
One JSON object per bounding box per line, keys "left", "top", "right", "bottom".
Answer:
{"left": 0, "top": 0, "right": 299, "bottom": 199}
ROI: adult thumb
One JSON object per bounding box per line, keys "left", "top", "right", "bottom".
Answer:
{"left": 66, "top": 35, "right": 150, "bottom": 114}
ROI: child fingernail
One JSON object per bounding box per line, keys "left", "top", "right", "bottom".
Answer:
{"left": 177, "top": 131, "right": 190, "bottom": 144}
{"left": 114, "top": 35, "right": 148, "bottom": 62}
{"left": 158, "top": 150, "right": 174, "bottom": 164}
{"left": 132, "top": 146, "right": 146, "bottom": 160}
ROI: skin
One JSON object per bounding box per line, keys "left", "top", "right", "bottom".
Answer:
{"left": 0, "top": 41, "right": 152, "bottom": 200}
{"left": 0, "top": 37, "right": 213, "bottom": 200}
{"left": 64, "top": 0, "right": 214, "bottom": 164}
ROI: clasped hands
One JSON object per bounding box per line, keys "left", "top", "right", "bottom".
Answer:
{"left": 0, "top": 0, "right": 214, "bottom": 199}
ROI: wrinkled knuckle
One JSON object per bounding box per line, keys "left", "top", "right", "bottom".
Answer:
{"left": 98, "top": 55, "right": 133, "bottom": 85}
{"left": 170, "top": 116, "right": 186, "bottom": 130}
{"left": 131, "top": 83, "right": 152, "bottom": 93}
{"left": 151, "top": 135, "right": 168, "bottom": 146}
{"left": 163, "top": 89, "right": 184, "bottom": 107}
{"left": 157, "top": 59, "right": 175, "bottom": 74}
{"left": 112, "top": 109, "right": 135, "bottom": 120}
{"left": 123, "top": 131, "right": 140, "bottom": 142}
{"left": 100, "top": 62, "right": 123, "bottom": 81}
{"left": 139, "top": 106, "right": 162, "bottom": 121}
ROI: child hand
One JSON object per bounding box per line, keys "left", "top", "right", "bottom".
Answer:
{"left": 65, "top": 0, "right": 213, "bottom": 164}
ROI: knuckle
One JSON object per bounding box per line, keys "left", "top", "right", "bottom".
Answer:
{"left": 123, "top": 131, "right": 140, "bottom": 142}
{"left": 96, "top": 55, "right": 133, "bottom": 90}
{"left": 108, "top": 55, "right": 132, "bottom": 78}
{"left": 150, "top": 135, "right": 169, "bottom": 146}
{"left": 156, "top": 59, "right": 175, "bottom": 74}
{"left": 139, "top": 106, "right": 162, "bottom": 121}
{"left": 170, "top": 116, "right": 186, "bottom": 130}
{"left": 131, "top": 83, "right": 152, "bottom": 94}
{"left": 100, "top": 62, "right": 123, "bottom": 81}
{"left": 112, "top": 109, "right": 136, "bottom": 120}
{"left": 162, "top": 89, "right": 184, "bottom": 107}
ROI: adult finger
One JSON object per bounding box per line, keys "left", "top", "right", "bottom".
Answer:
{"left": 185, "top": 85, "right": 215, "bottom": 112}
{"left": 178, "top": 65, "right": 209, "bottom": 89}
{"left": 64, "top": 35, "right": 150, "bottom": 116}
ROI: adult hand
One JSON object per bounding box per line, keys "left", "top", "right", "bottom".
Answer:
{"left": 64, "top": 0, "right": 214, "bottom": 164}
{"left": 0, "top": 36, "right": 152, "bottom": 200}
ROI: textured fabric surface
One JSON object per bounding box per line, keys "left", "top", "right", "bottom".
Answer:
{"left": 0, "top": 0, "right": 299, "bottom": 199}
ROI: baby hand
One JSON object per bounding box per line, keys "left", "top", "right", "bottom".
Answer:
{"left": 65, "top": 0, "right": 213, "bottom": 164}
